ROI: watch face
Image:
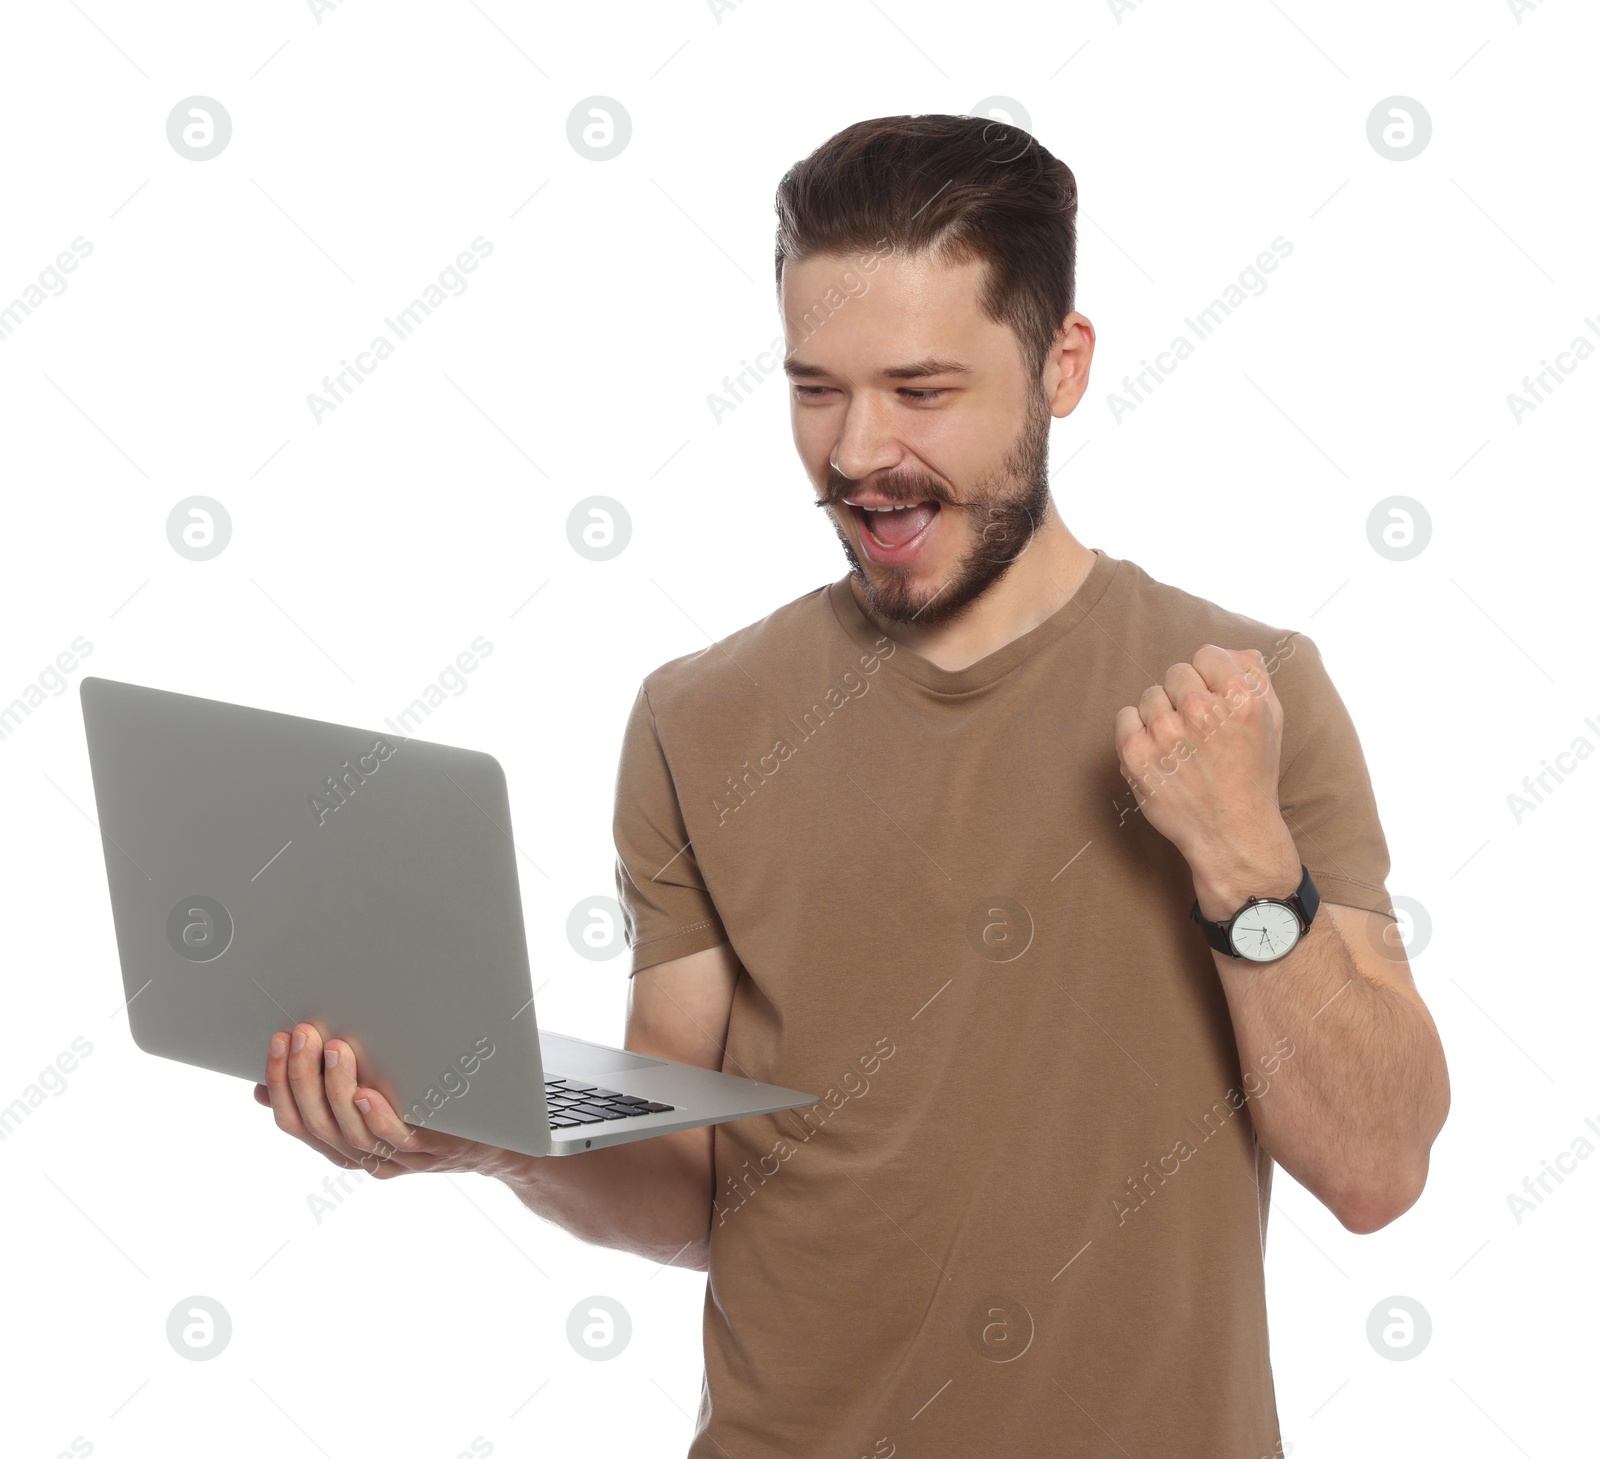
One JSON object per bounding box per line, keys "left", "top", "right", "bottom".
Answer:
{"left": 1228, "top": 900, "right": 1302, "bottom": 962}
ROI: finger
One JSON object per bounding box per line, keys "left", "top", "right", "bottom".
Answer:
{"left": 1197, "top": 644, "right": 1269, "bottom": 703}
{"left": 1227, "top": 649, "right": 1270, "bottom": 701}
{"left": 264, "top": 1030, "right": 366, "bottom": 1168}
{"left": 320, "top": 1041, "right": 424, "bottom": 1174}
{"left": 284, "top": 1023, "right": 362, "bottom": 1156}
{"left": 1113, "top": 705, "right": 1149, "bottom": 762}
{"left": 1235, "top": 648, "right": 1278, "bottom": 711}
{"left": 1137, "top": 681, "right": 1177, "bottom": 729}
{"left": 1190, "top": 643, "right": 1241, "bottom": 692}
{"left": 347, "top": 1086, "right": 443, "bottom": 1174}
{"left": 319, "top": 1038, "right": 382, "bottom": 1154}
{"left": 264, "top": 1030, "right": 312, "bottom": 1136}
{"left": 319, "top": 1038, "right": 447, "bottom": 1174}
{"left": 1162, "top": 660, "right": 1209, "bottom": 716}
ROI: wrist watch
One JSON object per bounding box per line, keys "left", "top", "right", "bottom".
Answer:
{"left": 1190, "top": 863, "right": 1319, "bottom": 963}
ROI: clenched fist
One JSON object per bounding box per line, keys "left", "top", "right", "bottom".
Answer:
{"left": 1113, "top": 644, "right": 1297, "bottom": 887}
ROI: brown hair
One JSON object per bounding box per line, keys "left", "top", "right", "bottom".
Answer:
{"left": 774, "top": 114, "right": 1079, "bottom": 382}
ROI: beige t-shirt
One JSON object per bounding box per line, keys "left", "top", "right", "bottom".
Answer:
{"left": 613, "top": 546, "right": 1396, "bottom": 1459}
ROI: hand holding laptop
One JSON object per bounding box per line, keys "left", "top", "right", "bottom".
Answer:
{"left": 247, "top": 947, "right": 764, "bottom": 1274}
{"left": 253, "top": 1020, "right": 519, "bottom": 1182}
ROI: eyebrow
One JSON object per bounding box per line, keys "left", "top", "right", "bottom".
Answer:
{"left": 781, "top": 355, "right": 972, "bottom": 382}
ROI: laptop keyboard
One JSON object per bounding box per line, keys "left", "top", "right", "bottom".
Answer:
{"left": 544, "top": 1076, "right": 675, "bottom": 1129}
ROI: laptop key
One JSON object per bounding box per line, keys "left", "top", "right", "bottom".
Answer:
{"left": 562, "top": 1110, "right": 605, "bottom": 1124}
{"left": 595, "top": 1101, "right": 670, "bottom": 1118}
{"left": 548, "top": 1116, "right": 582, "bottom": 1127}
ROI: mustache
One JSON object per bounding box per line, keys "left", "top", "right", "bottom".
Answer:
{"left": 815, "top": 477, "right": 978, "bottom": 511}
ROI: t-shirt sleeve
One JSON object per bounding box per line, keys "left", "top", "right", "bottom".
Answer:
{"left": 1271, "top": 632, "right": 1397, "bottom": 922}
{"left": 612, "top": 682, "right": 729, "bottom": 975}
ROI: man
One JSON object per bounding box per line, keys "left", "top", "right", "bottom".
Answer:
{"left": 260, "top": 114, "right": 1449, "bottom": 1457}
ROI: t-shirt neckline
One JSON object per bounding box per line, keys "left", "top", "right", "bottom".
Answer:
{"left": 826, "top": 547, "right": 1120, "bottom": 696}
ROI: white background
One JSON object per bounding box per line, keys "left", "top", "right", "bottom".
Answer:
{"left": 1, "top": 1, "right": 1594, "bottom": 1455}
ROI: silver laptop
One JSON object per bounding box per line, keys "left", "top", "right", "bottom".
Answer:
{"left": 78, "top": 675, "right": 814, "bottom": 1158}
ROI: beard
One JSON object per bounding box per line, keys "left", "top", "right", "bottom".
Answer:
{"left": 817, "top": 386, "right": 1053, "bottom": 629}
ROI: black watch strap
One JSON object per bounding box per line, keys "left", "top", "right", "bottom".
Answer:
{"left": 1189, "top": 863, "right": 1319, "bottom": 958}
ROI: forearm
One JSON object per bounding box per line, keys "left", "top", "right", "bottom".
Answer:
{"left": 1208, "top": 906, "right": 1449, "bottom": 1228}
{"left": 1118, "top": 645, "right": 1449, "bottom": 1230}
{"left": 492, "top": 1125, "right": 715, "bottom": 1268}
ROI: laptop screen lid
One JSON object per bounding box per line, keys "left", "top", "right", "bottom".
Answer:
{"left": 79, "top": 675, "right": 555, "bottom": 1158}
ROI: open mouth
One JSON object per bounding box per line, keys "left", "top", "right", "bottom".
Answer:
{"left": 847, "top": 499, "right": 941, "bottom": 555}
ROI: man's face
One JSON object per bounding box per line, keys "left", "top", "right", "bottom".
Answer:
{"left": 781, "top": 249, "right": 1058, "bottom": 627}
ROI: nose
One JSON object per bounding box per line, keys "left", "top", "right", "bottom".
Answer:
{"left": 829, "top": 395, "right": 906, "bottom": 484}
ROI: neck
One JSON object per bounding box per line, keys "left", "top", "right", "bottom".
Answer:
{"left": 849, "top": 499, "right": 1098, "bottom": 672}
